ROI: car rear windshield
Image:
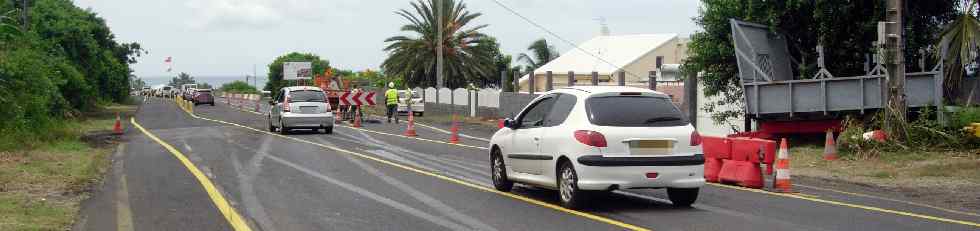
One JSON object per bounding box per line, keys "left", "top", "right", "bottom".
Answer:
{"left": 586, "top": 96, "right": 688, "bottom": 127}
{"left": 398, "top": 92, "right": 421, "bottom": 99}
{"left": 289, "top": 90, "right": 326, "bottom": 102}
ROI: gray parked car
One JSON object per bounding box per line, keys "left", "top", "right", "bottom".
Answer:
{"left": 268, "top": 86, "right": 334, "bottom": 134}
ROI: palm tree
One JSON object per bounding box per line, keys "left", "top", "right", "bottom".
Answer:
{"left": 0, "top": 10, "right": 20, "bottom": 39}
{"left": 517, "top": 38, "right": 559, "bottom": 71}
{"left": 382, "top": 0, "right": 496, "bottom": 89}
{"left": 938, "top": 0, "right": 980, "bottom": 102}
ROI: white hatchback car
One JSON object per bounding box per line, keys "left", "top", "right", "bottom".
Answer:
{"left": 268, "top": 86, "right": 335, "bottom": 134}
{"left": 489, "top": 86, "right": 705, "bottom": 208}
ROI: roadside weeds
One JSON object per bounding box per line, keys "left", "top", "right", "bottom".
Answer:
{"left": 0, "top": 103, "right": 136, "bottom": 230}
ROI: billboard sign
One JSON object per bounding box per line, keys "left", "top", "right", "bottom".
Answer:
{"left": 284, "top": 62, "right": 313, "bottom": 80}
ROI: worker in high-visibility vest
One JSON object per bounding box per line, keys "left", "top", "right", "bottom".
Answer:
{"left": 384, "top": 82, "right": 399, "bottom": 123}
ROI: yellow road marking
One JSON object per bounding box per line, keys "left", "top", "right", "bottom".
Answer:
{"left": 180, "top": 106, "right": 649, "bottom": 231}
{"left": 131, "top": 117, "right": 253, "bottom": 231}
{"left": 708, "top": 183, "right": 980, "bottom": 228}
{"left": 794, "top": 184, "right": 980, "bottom": 218}
{"left": 203, "top": 99, "right": 980, "bottom": 229}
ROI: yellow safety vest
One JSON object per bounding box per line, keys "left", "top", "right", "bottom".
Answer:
{"left": 385, "top": 89, "right": 398, "bottom": 105}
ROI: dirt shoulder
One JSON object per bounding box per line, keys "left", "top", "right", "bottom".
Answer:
{"left": 789, "top": 146, "right": 980, "bottom": 213}
{"left": 0, "top": 103, "right": 137, "bottom": 230}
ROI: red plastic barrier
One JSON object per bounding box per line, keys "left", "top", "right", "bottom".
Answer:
{"left": 704, "top": 158, "right": 723, "bottom": 183}
{"left": 701, "top": 136, "right": 731, "bottom": 159}
{"left": 701, "top": 136, "right": 731, "bottom": 183}
{"left": 713, "top": 137, "right": 778, "bottom": 189}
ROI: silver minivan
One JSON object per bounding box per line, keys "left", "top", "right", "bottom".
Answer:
{"left": 268, "top": 86, "right": 334, "bottom": 134}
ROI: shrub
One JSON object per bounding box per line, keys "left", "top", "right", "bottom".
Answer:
{"left": 953, "top": 106, "right": 980, "bottom": 129}
{"left": 220, "top": 81, "right": 259, "bottom": 94}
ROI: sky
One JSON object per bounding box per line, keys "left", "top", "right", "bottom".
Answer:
{"left": 73, "top": 0, "right": 701, "bottom": 81}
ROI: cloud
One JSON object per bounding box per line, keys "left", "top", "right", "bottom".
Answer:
{"left": 183, "top": 0, "right": 350, "bottom": 30}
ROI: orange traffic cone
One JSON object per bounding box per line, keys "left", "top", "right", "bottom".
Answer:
{"left": 773, "top": 138, "right": 794, "bottom": 193}
{"left": 352, "top": 110, "right": 362, "bottom": 128}
{"left": 449, "top": 114, "right": 460, "bottom": 144}
{"left": 112, "top": 112, "right": 123, "bottom": 135}
{"left": 823, "top": 130, "right": 839, "bottom": 160}
{"left": 403, "top": 112, "right": 417, "bottom": 137}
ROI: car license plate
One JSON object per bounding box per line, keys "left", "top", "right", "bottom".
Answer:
{"left": 300, "top": 106, "right": 317, "bottom": 114}
{"left": 627, "top": 140, "right": 673, "bottom": 155}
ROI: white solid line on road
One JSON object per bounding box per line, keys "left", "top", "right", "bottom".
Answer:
{"left": 263, "top": 154, "right": 470, "bottom": 230}
{"left": 320, "top": 137, "right": 498, "bottom": 231}
{"left": 368, "top": 115, "right": 491, "bottom": 142}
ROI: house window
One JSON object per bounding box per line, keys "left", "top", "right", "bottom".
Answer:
{"left": 656, "top": 56, "right": 664, "bottom": 69}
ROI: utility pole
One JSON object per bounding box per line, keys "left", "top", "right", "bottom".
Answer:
{"left": 21, "top": 0, "right": 29, "bottom": 31}
{"left": 436, "top": 0, "right": 444, "bottom": 90}
{"left": 884, "top": 0, "right": 907, "bottom": 140}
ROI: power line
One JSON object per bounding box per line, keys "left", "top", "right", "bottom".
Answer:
{"left": 484, "top": 0, "right": 647, "bottom": 79}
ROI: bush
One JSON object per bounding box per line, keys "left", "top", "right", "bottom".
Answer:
{"left": 220, "top": 81, "right": 259, "bottom": 94}
{"left": 953, "top": 106, "right": 980, "bottom": 128}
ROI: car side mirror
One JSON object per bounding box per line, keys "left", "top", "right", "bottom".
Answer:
{"left": 503, "top": 118, "right": 518, "bottom": 129}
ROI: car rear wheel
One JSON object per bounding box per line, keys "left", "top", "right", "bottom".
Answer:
{"left": 268, "top": 116, "right": 276, "bottom": 132}
{"left": 558, "top": 161, "right": 587, "bottom": 209}
{"left": 491, "top": 149, "right": 513, "bottom": 192}
{"left": 322, "top": 126, "right": 333, "bottom": 134}
{"left": 279, "top": 118, "right": 289, "bottom": 135}
{"left": 667, "top": 188, "right": 699, "bottom": 207}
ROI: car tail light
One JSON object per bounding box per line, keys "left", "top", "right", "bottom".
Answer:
{"left": 690, "top": 131, "right": 702, "bottom": 146}
{"left": 283, "top": 96, "right": 291, "bottom": 112}
{"left": 574, "top": 130, "right": 607, "bottom": 147}
{"left": 646, "top": 172, "right": 659, "bottom": 179}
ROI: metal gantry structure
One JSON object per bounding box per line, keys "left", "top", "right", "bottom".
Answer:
{"left": 729, "top": 19, "right": 943, "bottom": 121}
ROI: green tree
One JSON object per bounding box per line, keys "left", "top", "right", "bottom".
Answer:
{"left": 381, "top": 0, "right": 496, "bottom": 89}
{"left": 264, "top": 52, "right": 331, "bottom": 96}
{"left": 219, "top": 81, "right": 258, "bottom": 94}
{"left": 684, "top": 0, "right": 957, "bottom": 124}
{"left": 938, "top": 0, "right": 980, "bottom": 102}
{"left": 517, "top": 38, "right": 558, "bottom": 72}
{"left": 0, "top": 10, "right": 19, "bottom": 40}
{"left": 168, "top": 72, "right": 196, "bottom": 87}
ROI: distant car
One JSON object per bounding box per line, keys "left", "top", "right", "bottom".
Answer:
{"left": 268, "top": 86, "right": 334, "bottom": 134}
{"left": 193, "top": 89, "right": 215, "bottom": 106}
{"left": 182, "top": 88, "right": 196, "bottom": 100}
{"left": 489, "top": 86, "right": 705, "bottom": 209}
{"left": 397, "top": 90, "right": 424, "bottom": 116}
{"left": 157, "top": 86, "right": 173, "bottom": 98}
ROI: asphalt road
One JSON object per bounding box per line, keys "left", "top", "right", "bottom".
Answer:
{"left": 74, "top": 96, "right": 980, "bottom": 231}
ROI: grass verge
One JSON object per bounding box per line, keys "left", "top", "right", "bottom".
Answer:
{"left": 790, "top": 146, "right": 980, "bottom": 188}
{"left": 0, "top": 103, "right": 136, "bottom": 230}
